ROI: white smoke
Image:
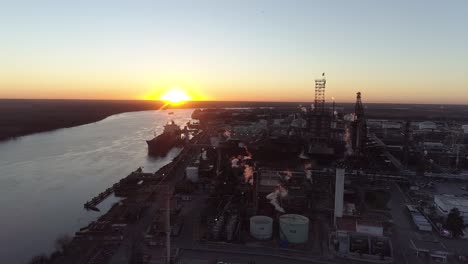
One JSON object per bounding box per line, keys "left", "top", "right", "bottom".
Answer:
{"left": 231, "top": 157, "right": 240, "bottom": 168}
{"left": 243, "top": 164, "right": 254, "bottom": 185}
{"left": 266, "top": 184, "right": 288, "bottom": 213}
{"left": 266, "top": 191, "right": 285, "bottom": 213}
{"left": 277, "top": 184, "right": 288, "bottom": 198}
{"left": 304, "top": 161, "right": 313, "bottom": 183}
{"left": 243, "top": 146, "right": 252, "bottom": 160}
{"left": 344, "top": 127, "right": 353, "bottom": 156}
{"left": 344, "top": 113, "right": 356, "bottom": 122}
{"left": 201, "top": 148, "right": 208, "bottom": 160}
{"left": 305, "top": 170, "right": 313, "bottom": 183}
{"left": 281, "top": 170, "right": 293, "bottom": 182}
{"left": 223, "top": 130, "right": 232, "bottom": 140}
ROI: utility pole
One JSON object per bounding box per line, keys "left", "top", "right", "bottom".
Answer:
{"left": 165, "top": 187, "right": 171, "bottom": 264}
{"left": 454, "top": 132, "right": 461, "bottom": 171}
{"left": 403, "top": 120, "right": 411, "bottom": 169}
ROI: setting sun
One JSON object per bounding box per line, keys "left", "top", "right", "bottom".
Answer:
{"left": 160, "top": 89, "right": 191, "bottom": 103}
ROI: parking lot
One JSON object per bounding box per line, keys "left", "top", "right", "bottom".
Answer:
{"left": 396, "top": 180, "right": 468, "bottom": 263}
{"left": 434, "top": 182, "right": 468, "bottom": 196}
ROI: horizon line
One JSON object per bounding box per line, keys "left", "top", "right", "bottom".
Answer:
{"left": 0, "top": 98, "right": 466, "bottom": 106}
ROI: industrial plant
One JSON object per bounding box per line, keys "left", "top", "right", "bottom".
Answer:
{"left": 44, "top": 75, "right": 468, "bottom": 264}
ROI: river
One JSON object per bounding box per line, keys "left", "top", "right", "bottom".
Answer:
{"left": 0, "top": 109, "right": 193, "bottom": 263}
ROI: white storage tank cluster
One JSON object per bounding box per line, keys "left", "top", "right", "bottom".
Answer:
{"left": 250, "top": 216, "right": 273, "bottom": 240}
{"left": 279, "top": 214, "right": 309, "bottom": 243}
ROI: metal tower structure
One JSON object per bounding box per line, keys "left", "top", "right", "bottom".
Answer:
{"left": 314, "top": 73, "right": 326, "bottom": 112}
{"left": 306, "top": 72, "right": 331, "bottom": 143}
{"left": 352, "top": 92, "right": 367, "bottom": 156}
{"left": 354, "top": 92, "right": 364, "bottom": 120}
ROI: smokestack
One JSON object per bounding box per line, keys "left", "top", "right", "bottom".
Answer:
{"left": 332, "top": 97, "right": 336, "bottom": 117}
{"left": 331, "top": 97, "right": 337, "bottom": 129}
{"left": 334, "top": 168, "right": 345, "bottom": 223}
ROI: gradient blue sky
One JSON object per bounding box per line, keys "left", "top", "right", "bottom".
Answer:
{"left": 1, "top": 0, "right": 467, "bottom": 103}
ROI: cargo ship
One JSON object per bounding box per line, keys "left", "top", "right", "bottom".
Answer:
{"left": 147, "top": 121, "right": 182, "bottom": 156}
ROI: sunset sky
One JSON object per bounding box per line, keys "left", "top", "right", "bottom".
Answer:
{"left": 1, "top": 0, "right": 467, "bottom": 103}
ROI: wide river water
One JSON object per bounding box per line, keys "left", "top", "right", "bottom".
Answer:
{"left": 0, "top": 109, "right": 193, "bottom": 263}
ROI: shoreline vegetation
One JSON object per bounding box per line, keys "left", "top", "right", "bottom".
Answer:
{"left": 1, "top": 99, "right": 467, "bottom": 142}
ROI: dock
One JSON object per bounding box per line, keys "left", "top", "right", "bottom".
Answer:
{"left": 84, "top": 184, "right": 119, "bottom": 211}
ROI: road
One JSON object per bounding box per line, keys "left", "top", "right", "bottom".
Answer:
{"left": 389, "top": 183, "right": 413, "bottom": 264}
{"left": 178, "top": 248, "right": 336, "bottom": 264}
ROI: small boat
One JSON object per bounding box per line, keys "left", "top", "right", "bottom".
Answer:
{"left": 168, "top": 111, "right": 174, "bottom": 115}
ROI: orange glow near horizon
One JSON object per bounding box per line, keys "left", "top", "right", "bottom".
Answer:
{"left": 1, "top": 77, "right": 467, "bottom": 104}
{"left": 142, "top": 87, "right": 196, "bottom": 105}
{"left": 161, "top": 89, "right": 190, "bottom": 103}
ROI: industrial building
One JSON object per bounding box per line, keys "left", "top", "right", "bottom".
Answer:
{"left": 434, "top": 194, "right": 468, "bottom": 222}
{"left": 418, "top": 121, "right": 437, "bottom": 130}
{"left": 409, "top": 239, "right": 449, "bottom": 263}
{"left": 463, "top": 125, "right": 468, "bottom": 134}
{"left": 332, "top": 217, "right": 393, "bottom": 263}
{"left": 406, "top": 205, "right": 432, "bottom": 232}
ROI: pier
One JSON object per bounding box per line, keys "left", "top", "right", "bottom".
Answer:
{"left": 84, "top": 186, "right": 116, "bottom": 211}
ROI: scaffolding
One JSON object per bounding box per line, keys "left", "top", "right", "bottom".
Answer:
{"left": 314, "top": 74, "right": 326, "bottom": 112}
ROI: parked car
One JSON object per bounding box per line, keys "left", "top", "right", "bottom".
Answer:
{"left": 440, "top": 229, "right": 452, "bottom": 238}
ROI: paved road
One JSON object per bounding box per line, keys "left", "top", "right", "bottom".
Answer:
{"left": 389, "top": 183, "right": 413, "bottom": 264}
{"left": 178, "top": 247, "right": 337, "bottom": 264}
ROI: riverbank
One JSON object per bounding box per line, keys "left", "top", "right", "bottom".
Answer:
{"left": 0, "top": 99, "right": 166, "bottom": 141}
{"left": 0, "top": 109, "right": 192, "bottom": 263}
{"left": 40, "top": 129, "right": 203, "bottom": 264}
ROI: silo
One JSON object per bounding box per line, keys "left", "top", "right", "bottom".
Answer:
{"left": 250, "top": 216, "right": 273, "bottom": 240}
{"left": 279, "top": 214, "right": 309, "bottom": 243}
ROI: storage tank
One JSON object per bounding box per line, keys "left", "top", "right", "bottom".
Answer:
{"left": 250, "top": 216, "right": 273, "bottom": 240}
{"left": 279, "top": 214, "right": 309, "bottom": 243}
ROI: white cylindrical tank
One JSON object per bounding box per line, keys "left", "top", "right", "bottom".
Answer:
{"left": 250, "top": 216, "right": 273, "bottom": 240}
{"left": 279, "top": 214, "right": 309, "bottom": 243}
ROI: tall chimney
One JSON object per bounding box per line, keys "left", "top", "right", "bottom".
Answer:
{"left": 334, "top": 168, "right": 345, "bottom": 222}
